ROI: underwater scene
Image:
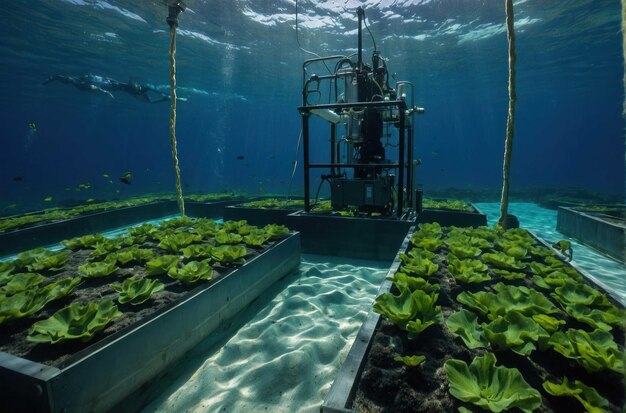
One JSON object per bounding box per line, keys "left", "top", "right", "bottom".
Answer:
{"left": 0, "top": 0, "right": 624, "bottom": 412}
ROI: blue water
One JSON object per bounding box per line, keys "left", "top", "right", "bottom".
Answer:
{"left": 0, "top": 0, "right": 623, "bottom": 214}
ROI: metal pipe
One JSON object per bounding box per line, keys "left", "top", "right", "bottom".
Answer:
{"left": 398, "top": 108, "right": 405, "bottom": 217}
{"left": 299, "top": 100, "right": 406, "bottom": 112}
{"left": 357, "top": 7, "right": 364, "bottom": 71}
{"left": 308, "top": 163, "right": 400, "bottom": 168}
{"left": 330, "top": 124, "right": 336, "bottom": 175}
{"left": 303, "top": 115, "right": 311, "bottom": 212}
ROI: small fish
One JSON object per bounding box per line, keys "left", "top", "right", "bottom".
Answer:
{"left": 108, "top": 180, "right": 113, "bottom": 184}
{"left": 65, "top": 187, "right": 71, "bottom": 191}
{"left": 115, "top": 190, "right": 120, "bottom": 193}
{"left": 102, "top": 173, "right": 110, "bottom": 179}
{"left": 236, "top": 155, "right": 245, "bottom": 160}
{"left": 44, "top": 196, "right": 53, "bottom": 202}
{"left": 86, "top": 198, "right": 95, "bottom": 203}
{"left": 431, "top": 150, "right": 439, "bottom": 155}
{"left": 77, "top": 183, "right": 91, "bottom": 190}
{"left": 13, "top": 177, "right": 25, "bottom": 182}
{"left": 28, "top": 122, "right": 37, "bottom": 130}
{"left": 4, "top": 204, "right": 17, "bottom": 210}
{"left": 119, "top": 171, "right": 133, "bottom": 185}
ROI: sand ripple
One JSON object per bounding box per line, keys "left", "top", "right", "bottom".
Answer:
{"left": 141, "top": 254, "right": 388, "bottom": 413}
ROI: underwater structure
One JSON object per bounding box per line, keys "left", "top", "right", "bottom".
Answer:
{"left": 0, "top": 1, "right": 623, "bottom": 412}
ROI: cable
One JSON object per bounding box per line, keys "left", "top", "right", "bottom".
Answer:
{"left": 363, "top": 14, "right": 377, "bottom": 53}
{"left": 286, "top": 129, "right": 303, "bottom": 199}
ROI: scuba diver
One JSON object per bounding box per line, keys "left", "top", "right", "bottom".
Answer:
{"left": 43, "top": 74, "right": 186, "bottom": 103}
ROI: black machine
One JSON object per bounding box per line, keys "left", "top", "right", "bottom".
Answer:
{"left": 298, "top": 7, "right": 424, "bottom": 218}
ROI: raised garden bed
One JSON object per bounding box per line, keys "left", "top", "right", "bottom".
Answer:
{"left": 557, "top": 206, "right": 625, "bottom": 264}
{"left": 417, "top": 200, "right": 488, "bottom": 227}
{"left": 0, "top": 218, "right": 299, "bottom": 412}
{"left": 286, "top": 210, "right": 415, "bottom": 261}
{"left": 0, "top": 198, "right": 246, "bottom": 257}
{"left": 223, "top": 198, "right": 305, "bottom": 227}
{"left": 323, "top": 223, "right": 625, "bottom": 412}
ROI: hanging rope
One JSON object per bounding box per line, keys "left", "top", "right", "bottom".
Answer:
{"left": 498, "top": 0, "right": 517, "bottom": 228}
{"left": 167, "top": 3, "right": 185, "bottom": 217}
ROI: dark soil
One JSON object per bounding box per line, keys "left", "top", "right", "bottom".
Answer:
{"left": 351, "top": 244, "right": 626, "bottom": 413}
{"left": 0, "top": 239, "right": 273, "bottom": 368}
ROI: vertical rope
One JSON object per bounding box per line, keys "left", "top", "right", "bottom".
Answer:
{"left": 498, "top": 0, "right": 517, "bottom": 228}
{"left": 169, "top": 27, "right": 185, "bottom": 217}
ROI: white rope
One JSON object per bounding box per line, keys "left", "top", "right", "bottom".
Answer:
{"left": 498, "top": 0, "right": 517, "bottom": 228}
{"left": 169, "top": 27, "right": 185, "bottom": 217}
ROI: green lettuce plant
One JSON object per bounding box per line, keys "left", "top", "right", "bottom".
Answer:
{"left": 373, "top": 288, "right": 441, "bottom": 336}
{"left": 180, "top": 244, "right": 214, "bottom": 259}
{"left": 241, "top": 198, "right": 304, "bottom": 209}
{"left": 531, "top": 314, "right": 565, "bottom": 333}
{"left": 214, "top": 230, "right": 244, "bottom": 245}
{"left": 61, "top": 233, "right": 106, "bottom": 250}
{"left": 405, "top": 290, "right": 443, "bottom": 337}
{"left": 78, "top": 260, "right": 119, "bottom": 278}
{"left": 111, "top": 277, "right": 165, "bottom": 305}
{"left": 542, "top": 377, "right": 608, "bottom": 413}
{"left": 551, "top": 282, "right": 610, "bottom": 308}
{"left": 411, "top": 236, "right": 442, "bottom": 252}
{"left": 0, "top": 277, "right": 82, "bottom": 324}
{"left": 158, "top": 232, "right": 202, "bottom": 252}
{"left": 457, "top": 283, "right": 557, "bottom": 321}
{"left": 15, "top": 248, "right": 48, "bottom": 268}
{"left": 128, "top": 223, "right": 158, "bottom": 238}
{"left": 551, "top": 240, "right": 573, "bottom": 261}
{"left": 26, "top": 251, "right": 70, "bottom": 273}
{"left": 548, "top": 328, "right": 624, "bottom": 373}
{"left": 223, "top": 220, "right": 248, "bottom": 233}
{"left": 27, "top": 299, "right": 123, "bottom": 344}
{"left": 189, "top": 221, "right": 220, "bottom": 239}
{"left": 422, "top": 198, "right": 473, "bottom": 212}
{"left": 492, "top": 268, "right": 525, "bottom": 280}
{"left": 106, "top": 246, "right": 154, "bottom": 266}
{"left": 0, "top": 272, "right": 46, "bottom": 296}
{"left": 562, "top": 304, "right": 624, "bottom": 332}
{"left": 481, "top": 252, "right": 526, "bottom": 271}
{"left": 415, "top": 222, "right": 442, "bottom": 238}
{"left": 447, "top": 254, "right": 490, "bottom": 283}
{"left": 210, "top": 244, "right": 247, "bottom": 265}
{"left": 90, "top": 238, "right": 123, "bottom": 259}
{"left": 483, "top": 311, "right": 550, "bottom": 355}
{"left": 159, "top": 216, "right": 194, "bottom": 229}
{"left": 168, "top": 260, "right": 214, "bottom": 284}
{"left": 405, "top": 249, "right": 436, "bottom": 261}
{"left": 263, "top": 224, "right": 290, "bottom": 239}
{"left": 243, "top": 231, "right": 270, "bottom": 248}
{"left": 448, "top": 244, "right": 481, "bottom": 259}
{"left": 444, "top": 353, "right": 542, "bottom": 413}
{"left": 445, "top": 309, "right": 488, "bottom": 349}
{"left": 386, "top": 272, "right": 440, "bottom": 293}
{"left": 400, "top": 255, "right": 438, "bottom": 278}
{"left": 145, "top": 255, "right": 180, "bottom": 275}
{"left": 394, "top": 354, "right": 426, "bottom": 367}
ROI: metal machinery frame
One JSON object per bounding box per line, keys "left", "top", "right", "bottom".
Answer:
{"left": 297, "top": 7, "right": 424, "bottom": 218}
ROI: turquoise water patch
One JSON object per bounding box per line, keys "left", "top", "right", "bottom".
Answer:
{"left": 476, "top": 202, "right": 625, "bottom": 305}
{"left": 141, "top": 254, "right": 389, "bottom": 413}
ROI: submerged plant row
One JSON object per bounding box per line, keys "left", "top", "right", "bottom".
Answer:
{"left": 354, "top": 222, "right": 624, "bottom": 413}
{"left": 0, "top": 217, "right": 290, "bottom": 365}
{"left": 0, "top": 192, "right": 245, "bottom": 233}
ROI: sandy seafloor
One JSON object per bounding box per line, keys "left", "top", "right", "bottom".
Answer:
{"left": 139, "top": 254, "right": 389, "bottom": 413}
{"left": 476, "top": 202, "right": 625, "bottom": 305}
